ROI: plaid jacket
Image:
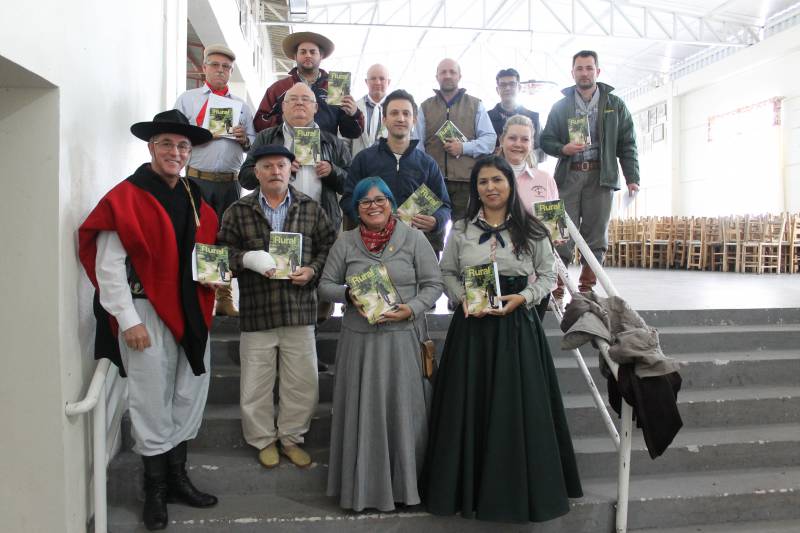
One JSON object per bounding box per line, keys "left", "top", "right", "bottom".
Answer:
{"left": 217, "top": 185, "right": 335, "bottom": 331}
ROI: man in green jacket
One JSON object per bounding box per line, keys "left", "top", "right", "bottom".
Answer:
{"left": 541, "top": 50, "right": 640, "bottom": 295}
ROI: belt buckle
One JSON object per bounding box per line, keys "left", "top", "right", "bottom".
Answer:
{"left": 580, "top": 161, "right": 590, "bottom": 172}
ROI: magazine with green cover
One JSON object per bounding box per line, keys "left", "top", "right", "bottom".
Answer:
{"left": 327, "top": 71, "right": 351, "bottom": 105}
{"left": 463, "top": 262, "right": 502, "bottom": 315}
{"left": 533, "top": 199, "right": 569, "bottom": 244}
{"left": 434, "top": 119, "right": 468, "bottom": 143}
{"left": 268, "top": 232, "right": 303, "bottom": 279}
{"left": 346, "top": 264, "right": 401, "bottom": 325}
{"left": 396, "top": 183, "right": 443, "bottom": 224}
{"left": 567, "top": 115, "right": 590, "bottom": 145}
{"left": 208, "top": 107, "right": 235, "bottom": 137}
{"left": 192, "top": 243, "right": 231, "bottom": 286}
{"left": 294, "top": 127, "right": 321, "bottom": 166}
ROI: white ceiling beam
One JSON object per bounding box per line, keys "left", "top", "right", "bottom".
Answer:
{"left": 262, "top": 0, "right": 759, "bottom": 46}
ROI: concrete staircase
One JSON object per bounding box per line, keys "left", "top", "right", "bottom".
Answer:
{"left": 107, "top": 308, "right": 800, "bottom": 532}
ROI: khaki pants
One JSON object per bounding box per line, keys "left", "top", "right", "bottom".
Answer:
{"left": 239, "top": 326, "right": 318, "bottom": 450}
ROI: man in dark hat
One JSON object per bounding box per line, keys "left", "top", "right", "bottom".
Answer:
{"left": 78, "top": 110, "right": 219, "bottom": 530}
{"left": 174, "top": 43, "right": 257, "bottom": 317}
{"left": 217, "top": 145, "right": 335, "bottom": 470}
{"left": 253, "top": 31, "right": 365, "bottom": 139}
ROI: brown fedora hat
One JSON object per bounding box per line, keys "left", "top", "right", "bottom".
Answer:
{"left": 130, "top": 110, "right": 213, "bottom": 145}
{"left": 282, "top": 31, "right": 334, "bottom": 59}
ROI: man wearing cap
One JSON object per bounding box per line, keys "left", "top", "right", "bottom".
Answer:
{"left": 346, "top": 63, "right": 391, "bottom": 158}
{"left": 253, "top": 31, "right": 365, "bottom": 139}
{"left": 240, "top": 82, "right": 350, "bottom": 235}
{"left": 217, "top": 144, "right": 336, "bottom": 470}
{"left": 78, "top": 110, "right": 219, "bottom": 530}
{"left": 174, "top": 43, "right": 256, "bottom": 317}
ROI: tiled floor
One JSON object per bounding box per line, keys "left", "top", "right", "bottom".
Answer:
{"left": 564, "top": 267, "right": 800, "bottom": 310}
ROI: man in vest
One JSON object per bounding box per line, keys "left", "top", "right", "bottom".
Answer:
{"left": 174, "top": 43, "right": 256, "bottom": 317}
{"left": 78, "top": 110, "right": 219, "bottom": 530}
{"left": 346, "top": 63, "right": 391, "bottom": 158}
{"left": 417, "top": 58, "right": 496, "bottom": 220}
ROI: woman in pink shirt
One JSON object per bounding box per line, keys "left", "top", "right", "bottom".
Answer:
{"left": 497, "top": 114, "right": 559, "bottom": 211}
{"left": 498, "top": 114, "right": 559, "bottom": 320}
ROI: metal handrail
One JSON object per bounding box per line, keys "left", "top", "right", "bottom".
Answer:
{"left": 65, "top": 358, "right": 115, "bottom": 533}
{"left": 559, "top": 214, "right": 634, "bottom": 533}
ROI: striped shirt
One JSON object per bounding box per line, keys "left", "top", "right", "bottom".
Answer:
{"left": 259, "top": 189, "right": 292, "bottom": 232}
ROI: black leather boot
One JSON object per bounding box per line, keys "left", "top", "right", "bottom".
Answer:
{"left": 141, "top": 454, "right": 168, "bottom": 530}
{"left": 166, "top": 441, "right": 218, "bottom": 508}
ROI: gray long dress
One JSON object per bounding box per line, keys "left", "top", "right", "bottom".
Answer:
{"left": 318, "top": 221, "right": 444, "bottom": 511}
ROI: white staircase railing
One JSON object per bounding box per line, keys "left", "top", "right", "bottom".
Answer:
{"left": 65, "top": 358, "right": 115, "bottom": 533}
{"left": 554, "top": 214, "right": 634, "bottom": 533}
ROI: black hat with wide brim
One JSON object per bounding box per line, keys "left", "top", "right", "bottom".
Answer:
{"left": 282, "top": 31, "right": 335, "bottom": 59}
{"left": 130, "top": 109, "right": 213, "bottom": 145}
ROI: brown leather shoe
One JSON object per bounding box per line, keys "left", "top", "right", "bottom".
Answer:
{"left": 280, "top": 444, "right": 311, "bottom": 468}
{"left": 258, "top": 443, "right": 279, "bottom": 469}
{"left": 214, "top": 285, "right": 239, "bottom": 317}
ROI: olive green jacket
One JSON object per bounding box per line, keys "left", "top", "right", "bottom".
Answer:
{"left": 541, "top": 82, "right": 639, "bottom": 190}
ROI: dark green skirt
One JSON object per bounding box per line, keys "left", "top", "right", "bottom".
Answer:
{"left": 422, "top": 305, "right": 583, "bottom": 523}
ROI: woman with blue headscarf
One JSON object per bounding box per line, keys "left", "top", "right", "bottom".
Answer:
{"left": 319, "top": 176, "right": 444, "bottom": 512}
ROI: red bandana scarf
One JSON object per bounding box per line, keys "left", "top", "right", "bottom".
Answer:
{"left": 359, "top": 215, "right": 397, "bottom": 253}
{"left": 195, "top": 83, "right": 230, "bottom": 126}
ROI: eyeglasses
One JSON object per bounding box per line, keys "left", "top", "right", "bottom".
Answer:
{"left": 205, "top": 61, "right": 233, "bottom": 71}
{"left": 152, "top": 140, "right": 192, "bottom": 154}
{"left": 358, "top": 196, "right": 389, "bottom": 208}
{"left": 497, "top": 81, "right": 519, "bottom": 88}
{"left": 285, "top": 96, "right": 316, "bottom": 104}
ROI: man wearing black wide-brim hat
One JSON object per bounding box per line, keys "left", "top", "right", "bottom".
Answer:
{"left": 78, "top": 110, "right": 219, "bottom": 530}
{"left": 253, "top": 31, "right": 365, "bottom": 139}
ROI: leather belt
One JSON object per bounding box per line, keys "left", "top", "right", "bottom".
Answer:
{"left": 570, "top": 161, "right": 601, "bottom": 172}
{"left": 187, "top": 167, "right": 237, "bottom": 182}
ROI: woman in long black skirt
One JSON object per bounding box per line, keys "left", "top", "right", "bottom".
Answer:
{"left": 423, "top": 155, "right": 582, "bottom": 523}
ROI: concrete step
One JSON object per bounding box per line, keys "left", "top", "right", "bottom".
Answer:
{"left": 565, "top": 385, "right": 800, "bottom": 436}
{"left": 630, "top": 518, "right": 800, "bottom": 532}
{"left": 573, "top": 423, "right": 800, "bottom": 478}
{"left": 110, "top": 422, "right": 800, "bottom": 505}
{"left": 106, "top": 465, "right": 800, "bottom": 532}
{"left": 204, "top": 350, "right": 800, "bottom": 406}
{"left": 123, "top": 385, "right": 800, "bottom": 451}
{"left": 122, "top": 403, "right": 332, "bottom": 452}
{"left": 214, "top": 323, "right": 800, "bottom": 368}
{"left": 553, "top": 350, "right": 800, "bottom": 394}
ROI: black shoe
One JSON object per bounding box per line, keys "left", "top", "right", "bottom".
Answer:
{"left": 166, "top": 442, "right": 218, "bottom": 508}
{"left": 141, "top": 454, "right": 169, "bottom": 530}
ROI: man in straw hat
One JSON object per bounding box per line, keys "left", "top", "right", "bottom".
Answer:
{"left": 175, "top": 43, "right": 257, "bottom": 317}
{"left": 79, "top": 110, "right": 219, "bottom": 530}
{"left": 253, "top": 31, "right": 365, "bottom": 139}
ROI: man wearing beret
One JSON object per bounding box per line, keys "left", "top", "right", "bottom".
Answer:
{"left": 253, "top": 31, "right": 365, "bottom": 139}
{"left": 174, "top": 43, "right": 256, "bottom": 317}
{"left": 78, "top": 110, "right": 219, "bottom": 530}
{"left": 217, "top": 145, "right": 336, "bottom": 469}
